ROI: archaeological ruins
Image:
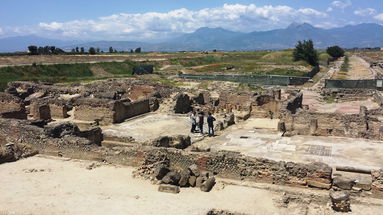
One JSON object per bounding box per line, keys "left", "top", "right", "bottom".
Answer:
{"left": 2, "top": 53, "right": 383, "bottom": 215}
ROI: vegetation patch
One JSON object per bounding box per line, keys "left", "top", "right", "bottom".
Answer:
{"left": 253, "top": 68, "right": 307, "bottom": 77}
{"left": 170, "top": 55, "right": 222, "bottom": 67}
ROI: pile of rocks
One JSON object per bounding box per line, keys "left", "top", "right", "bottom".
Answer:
{"left": 0, "top": 143, "right": 37, "bottom": 164}
{"left": 134, "top": 161, "right": 216, "bottom": 193}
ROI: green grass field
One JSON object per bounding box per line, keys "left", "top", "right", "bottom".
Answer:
{"left": 0, "top": 60, "right": 151, "bottom": 90}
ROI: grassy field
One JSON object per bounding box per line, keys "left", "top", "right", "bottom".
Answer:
{"left": 166, "top": 50, "right": 313, "bottom": 76}
{"left": 0, "top": 60, "right": 152, "bottom": 90}
{"left": 0, "top": 50, "right": 326, "bottom": 90}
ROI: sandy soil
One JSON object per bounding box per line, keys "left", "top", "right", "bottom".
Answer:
{"left": 332, "top": 55, "right": 375, "bottom": 80}
{"left": 0, "top": 156, "right": 281, "bottom": 215}
{"left": 1, "top": 156, "right": 383, "bottom": 215}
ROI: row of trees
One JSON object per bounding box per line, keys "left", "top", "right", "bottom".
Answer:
{"left": 109, "top": 47, "right": 141, "bottom": 53}
{"left": 28, "top": 46, "right": 65, "bottom": 55}
{"left": 293, "top": 40, "right": 345, "bottom": 66}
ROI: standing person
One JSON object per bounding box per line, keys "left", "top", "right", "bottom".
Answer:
{"left": 198, "top": 111, "right": 205, "bottom": 134}
{"left": 207, "top": 112, "right": 216, "bottom": 136}
{"left": 190, "top": 111, "right": 197, "bottom": 133}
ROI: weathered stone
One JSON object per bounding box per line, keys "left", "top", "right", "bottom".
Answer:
{"left": 192, "top": 93, "right": 205, "bottom": 105}
{"left": 189, "top": 164, "right": 200, "bottom": 177}
{"left": 162, "top": 171, "right": 181, "bottom": 185}
{"left": 44, "top": 122, "right": 80, "bottom": 138}
{"left": 152, "top": 135, "right": 191, "bottom": 149}
{"left": 333, "top": 176, "right": 355, "bottom": 190}
{"left": 330, "top": 191, "right": 351, "bottom": 212}
{"left": 196, "top": 176, "right": 206, "bottom": 188}
{"left": 149, "top": 97, "right": 159, "bottom": 112}
{"left": 201, "top": 177, "right": 216, "bottom": 192}
{"left": 188, "top": 176, "right": 197, "bottom": 187}
{"left": 306, "top": 179, "right": 331, "bottom": 189}
{"left": 173, "top": 93, "right": 192, "bottom": 114}
{"left": 158, "top": 184, "right": 180, "bottom": 194}
{"left": 333, "top": 170, "right": 372, "bottom": 191}
{"left": 153, "top": 165, "right": 170, "bottom": 180}
{"left": 179, "top": 169, "right": 191, "bottom": 187}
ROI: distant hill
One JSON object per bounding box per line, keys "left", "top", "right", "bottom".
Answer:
{"left": 0, "top": 35, "right": 80, "bottom": 52}
{"left": 1, "top": 23, "right": 383, "bottom": 52}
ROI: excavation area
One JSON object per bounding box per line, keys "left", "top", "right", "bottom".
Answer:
{"left": 1, "top": 155, "right": 383, "bottom": 215}
{"left": 2, "top": 51, "right": 383, "bottom": 214}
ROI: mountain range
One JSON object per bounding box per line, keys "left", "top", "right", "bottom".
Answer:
{"left": 1, "top": 23, "right": 383, "bottom": 52}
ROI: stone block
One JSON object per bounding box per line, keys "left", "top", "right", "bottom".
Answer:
{"left": 158, "top": 184, "right": 180, "bottom": 194}
{"left": 330, "top": 191, "right": 351, "bottom": 212}
{"left": 306, "top": 179, "right": 331, "bottom": 189}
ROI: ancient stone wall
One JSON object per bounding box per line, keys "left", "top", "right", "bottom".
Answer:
{"left": 73, "top": 98, "right": 116, "bottom": 124}
{"left": 30, "top": 102, "right": 51, "bottom": 120}
{"left": 282, "top": 110, "right": 368, "bottom": 138}
{"left": 124, "top": 99, "right": 150, "bottom": 119}
{"left": 49, "top": 104, "right": 69, "bottom": 119}
{"left": 0, "top": 93, "right": 25, "bottom": 114}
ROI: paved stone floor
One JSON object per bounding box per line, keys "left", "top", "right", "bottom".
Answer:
{"left": 195, "top": 118, "right": 383, "bottom": 170}
{"left": 102, "top": 113, "right": 206, "bottom": 143}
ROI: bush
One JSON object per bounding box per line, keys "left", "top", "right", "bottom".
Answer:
{"left": 326, "top": 46, "right": 345, "bottom": 59}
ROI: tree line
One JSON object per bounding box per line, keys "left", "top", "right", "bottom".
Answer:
{"left": 27, "top": 46, "right": 65, "bottom": 55}
{"left": 27, "top": 45, "right": 142, "bottom": 55}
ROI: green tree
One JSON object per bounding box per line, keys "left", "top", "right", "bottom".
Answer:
{"left": 109, "top": 46, "right": 114, "bottom": 53}
{"left": 134, "top": 47, "right": 141, "bottom": 53}
{"left": 326, "top": 46, "right": 345, "bottom": 59}
{"left": 293, "top": 40, "right": 318, "bottom": 66}
{"left": 80, "top": 47, "right": 85, "bottom": 53}
{"left": 89, "top": 47, "right": 96, "bottom": 55}
{"left": 28, "top": 46, "right": 38, "bottom": 55}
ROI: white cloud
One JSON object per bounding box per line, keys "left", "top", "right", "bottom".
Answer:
{"left": 32, "top": 4, "right": 328, "bottom": 41}
{"left": 375, "top": 13, "right": 383, "bottom": 21}
{"left": 326, "top": 7, "right": 333, "bottom": 12}
{"left": 331, "top": 0, "right": 352, "bottom": 9}
{"left": 354, "top": 8, "right": 377, "bottom": 16}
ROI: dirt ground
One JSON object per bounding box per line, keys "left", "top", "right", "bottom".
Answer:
{"left": 1, "top": 155, "right": 382, "bottom": 215}
{"left": 332, "top": 55, "right": 375, "bottom": 80}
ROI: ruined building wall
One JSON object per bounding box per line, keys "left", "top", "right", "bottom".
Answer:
{"left": 124, "top": 99, "right": 150, "bottom": 119}
{"left": 74, "top": 99, "right": 116, "bottom": 124}
{"left": 74, "top": 98, "right": 150, "bottom": 124}
{"left": 0, "top": 93, "right": 27, "bottom": 120}
{"left": 283, "top": 110, "right": 368, "bottom": 137}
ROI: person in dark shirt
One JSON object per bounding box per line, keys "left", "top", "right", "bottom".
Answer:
{"left": 207, "top": 112, "right": 216, "bottom": 136}
{"left": 190, "top": 111, "right": 197, "bottom": 133}
{"left": 198, "top": 111, "right": 205, "bottom": 134}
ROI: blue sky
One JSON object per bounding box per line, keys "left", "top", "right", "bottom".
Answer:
{"left": 1, "top": 0, "right": 383, "bottom": 41}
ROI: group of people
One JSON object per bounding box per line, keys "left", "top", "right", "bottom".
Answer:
{"left": 190, "top": 110, "right": 216, "bottom": 136}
